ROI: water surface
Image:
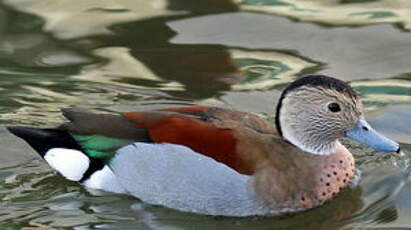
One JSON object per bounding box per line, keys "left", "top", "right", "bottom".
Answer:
{"left": 0, "top": 0, "right": 410, "bottom": 229}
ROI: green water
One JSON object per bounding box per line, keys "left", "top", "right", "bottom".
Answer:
{"left": 0, "top": 0, "right": 410, "bottom": 229}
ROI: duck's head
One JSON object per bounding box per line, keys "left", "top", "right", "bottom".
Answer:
{"left": 276, "top": 75, "right": 400, "bottom": 155}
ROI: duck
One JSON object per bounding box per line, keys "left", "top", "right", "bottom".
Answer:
{"left": 7, "top": 75, "right": 400, "bottom": 217}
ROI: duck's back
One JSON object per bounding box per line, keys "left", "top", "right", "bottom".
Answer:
{"left": 59, "top": 106, "right": 279, "bottom": 175}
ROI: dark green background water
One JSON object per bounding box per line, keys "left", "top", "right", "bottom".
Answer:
{"left": 0, "top": 0, "right": 410, "bottom": 229}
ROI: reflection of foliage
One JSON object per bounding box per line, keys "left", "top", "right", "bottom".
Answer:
{"left": 375, "top": 206, "right": 398, "bottom": 224}
{"left": 235, "top": 58, "right": 290, "bottom": 84}
{"left": 0, "top": 66, "right": 153, "bottom": 126}
{"left": 352, "top": 79, "right": 411, "bottom": 111}
{"left": 341, "top": 0, "right": 381, "bottom": 3}
{"left": 3, "top": 6, "right": 44, "bottom": 32}
{"left": 0, "top": 162, "right": 70, "bottom": 202}
{"left": 241, "top": 0, "right": 290, "bottom": 6}
{"left": 351, "top": 11, "right": 396, "bottom": 19}
{"left": 229, "top": 50, "right": 316, "bottom": 91}
{"left": 0, "top": 161, "right": 103, "bottom": 228}
{"left": 240, "top": 0, "right": 411, "bottom": 30}
{"left": 355, "top": 86, "right": 411, "bottom": 96}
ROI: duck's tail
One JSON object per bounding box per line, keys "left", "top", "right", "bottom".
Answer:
{"left": 8, "top": 124, "right": 129, "bottom": 194}
{"left": 7, "top": 126, "right": 83, "bottom": 157}
{"left": 7, "top": 126, "right": 107, "bottom": 183}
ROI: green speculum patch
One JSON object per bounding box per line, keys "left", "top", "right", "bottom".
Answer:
{"left": 72, "top": 134, "right": 135, "bottom": 160}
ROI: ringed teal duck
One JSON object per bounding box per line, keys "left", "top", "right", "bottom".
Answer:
{"left": 8, "top": 75, "right": 400, "bottom": 216}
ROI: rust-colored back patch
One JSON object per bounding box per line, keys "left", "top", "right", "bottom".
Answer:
{"left": 124, "top": 112, "right": 243, "bottom": 173}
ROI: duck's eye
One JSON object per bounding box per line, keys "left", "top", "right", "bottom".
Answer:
{"left": 328, "top": 103, "right": 341, "bottom": 112}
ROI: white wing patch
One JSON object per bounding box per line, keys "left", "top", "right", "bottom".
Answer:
{"left": 109, "top": 143, "right": 273, "bottom": 216}
{"left": 83, "top": 165, "right": 127, "bottom": 194}
{"left": 44, "top": 148, "right": 89, "bottom": 181}
{"left": 44, "top": 148, "right": 128, "bottom": 194}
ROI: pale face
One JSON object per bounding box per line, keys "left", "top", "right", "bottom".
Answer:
{"left": 276, "top": 75, "right": 399, "bottom": 155}
{"left": 279, "top": 86, "right": 362, "bottom": 155}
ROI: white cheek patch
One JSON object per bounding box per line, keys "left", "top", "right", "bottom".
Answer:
{"left": 44, "top": 148, "right": 90, "bottom": 181}
{"left": 280, "top": 105, "right": 335, "bottom": 155}
{"left": 83, "top": 165, "right": 127, "bottom": 194}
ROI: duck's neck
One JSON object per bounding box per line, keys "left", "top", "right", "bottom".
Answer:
{"left": 281, "top": 126, "right": 340, "bottom": 155}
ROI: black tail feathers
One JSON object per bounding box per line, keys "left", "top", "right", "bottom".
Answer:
{"left": 7, "top": 126, "right": 83, "bottom": 157}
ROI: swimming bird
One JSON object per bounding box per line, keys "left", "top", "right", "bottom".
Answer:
{"left": 7, "top": 75, "right": 400, "bottom": 216}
